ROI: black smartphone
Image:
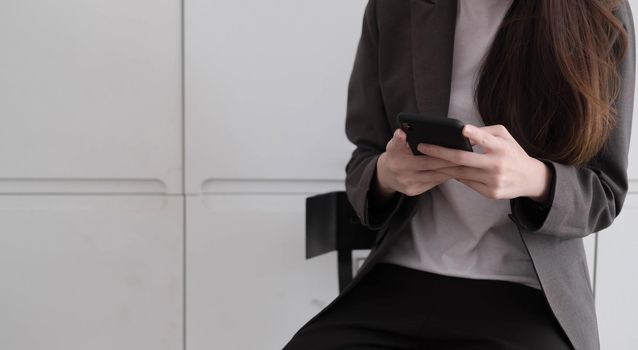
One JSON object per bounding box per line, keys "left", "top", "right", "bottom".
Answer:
{"left": 397, "top": 112, "right": 474, "bottom": 155}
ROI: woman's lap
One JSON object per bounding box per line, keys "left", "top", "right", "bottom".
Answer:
{"left": 282, "top": 263, "right": 574, "bottom": 350}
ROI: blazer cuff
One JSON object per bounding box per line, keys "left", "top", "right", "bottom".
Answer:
{"left": 367, "top": 187, "right": 404, "bottom": 230}
{"left": 360, "top": 154, "right": 406, "bottom": 231}
{"left": 509, "top": 158, "right": 557, "bottom": 232}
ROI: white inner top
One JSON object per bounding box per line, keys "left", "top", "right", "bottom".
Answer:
{"left": 379, "top": 0, "right": 541, "bottom": 290}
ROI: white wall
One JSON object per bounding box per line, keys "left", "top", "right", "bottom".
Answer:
{"left": 596, "top": 1, "right": 638, "bottom": 348}
{"left": 184, "top": 1, "right": 365, "bottom": 348}
{"left": 0, "top": 0, "right": 183, "bottom": 349}
{"left": 0, "top": 0, "right": 636, "bottom": 349}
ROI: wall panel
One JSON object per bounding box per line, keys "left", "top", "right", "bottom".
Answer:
{"left": 0, "top": 0, "right": 182, "bottom": 194}
{"left": 0, "top": 195, "right": 182, "bottom": 350}
{"left": 186, "top": 193, "right": 340, "bottom": 349}
{"left": 185, "top": 0, "right": 367, "bottom": 194}
{"left": 596, "top": 194, "right": 638, "bottom": 350}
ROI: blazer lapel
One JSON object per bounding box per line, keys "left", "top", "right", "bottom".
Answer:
{"left": 410, "top": 0, "right": 458, "bottom": 118}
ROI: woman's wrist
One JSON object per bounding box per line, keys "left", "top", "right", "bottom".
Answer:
{"left": 526, "top": 158, "right": 552, "bottom": 205}
{"left": 372, "top": 153, "right": 397, "bottom": 202}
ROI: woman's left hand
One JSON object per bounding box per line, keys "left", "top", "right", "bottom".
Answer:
{"left": 417, "top": 124, "right": 552, "bottom": 203}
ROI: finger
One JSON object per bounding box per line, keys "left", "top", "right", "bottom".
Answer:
{"left": 417, "top": 143, "right": 491, "bottom": 169}
{"left": 468, "top": 124, "right": 526, "bottom": 154}
{"left": 461, "top": 124, "right": 479, "bottom": 146}
{"left": 408, "top": 156, "right": 458, "bottom": 171}
{"left": 413, "top": 170, "right": 453, "bottom": 186}
{"left": 484, "top": 125, "right": 515, "bottom": 141}
{"left": 396, "top": 127, "right": 407, "bottom": 141}
{"left": 433, "top": 165, "right": 491, "bottom": 184}
{"left": 456, "top": 178, "right": 492, "bottom": 197}
{"left": 429, "top": 171, "right": 454, "bottom": 183}
{"left": 385, "top": 129, "right": 402, "bottom": 152}
{"left": 398, "top": 128, "right": 412, "bottom": 153}
{"left": 387, "top": 128, "right": 412, "bottom": 155}
{"left": 465, "top": 124, "right": 515, "bottom": 142}
{"left": 462, "top": 125, "right": 503, "bottom": 152}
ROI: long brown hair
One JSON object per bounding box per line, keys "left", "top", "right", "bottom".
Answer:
{"left": 476, "top": 0, "right": 629, "bottom": 166}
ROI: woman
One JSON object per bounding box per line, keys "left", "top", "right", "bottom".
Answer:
{"left": 284, "top": 0, "right": 634, "bottom": 349}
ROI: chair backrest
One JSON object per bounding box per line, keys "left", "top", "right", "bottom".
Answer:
{"left": 305, "top": 191, "right": 378, "bottom": 291}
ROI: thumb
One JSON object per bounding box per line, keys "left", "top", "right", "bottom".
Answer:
{"left": 396, "top": 127, "right": 406, "bottom": 140}
{"left": 463, "top": 124, "right": 497, "bottom": 152}
{"left": 394, "top": 128, "right": 412, "bottom": 154}
{"left": 387, "top": 128, "right": 410, "bottom": 154}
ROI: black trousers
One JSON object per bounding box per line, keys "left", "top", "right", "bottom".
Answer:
{"left": 283, "top": 263, "right": 574, "bottom": 350}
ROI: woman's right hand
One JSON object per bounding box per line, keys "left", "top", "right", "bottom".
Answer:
{"left": 373, "top": 128, "right": 457, "bottom": 200}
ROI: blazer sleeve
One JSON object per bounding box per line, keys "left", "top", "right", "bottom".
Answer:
{"left": 509, "top": 0, "right": 636, "bottom": 240}
{"left": 344, "top": 0, "right": 408, "bottom": 231}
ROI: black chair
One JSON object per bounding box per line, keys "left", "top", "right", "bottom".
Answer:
{"left": 305, "top": 191, "right": 378, "bottom": 292}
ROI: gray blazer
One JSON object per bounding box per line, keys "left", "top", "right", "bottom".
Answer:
{"left": 303, "top": 1, "right": 636, "bottom": 350}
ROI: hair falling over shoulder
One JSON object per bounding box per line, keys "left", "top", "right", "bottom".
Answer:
{"left": 476, "top": 0, "right": 629, "bottom": 166}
